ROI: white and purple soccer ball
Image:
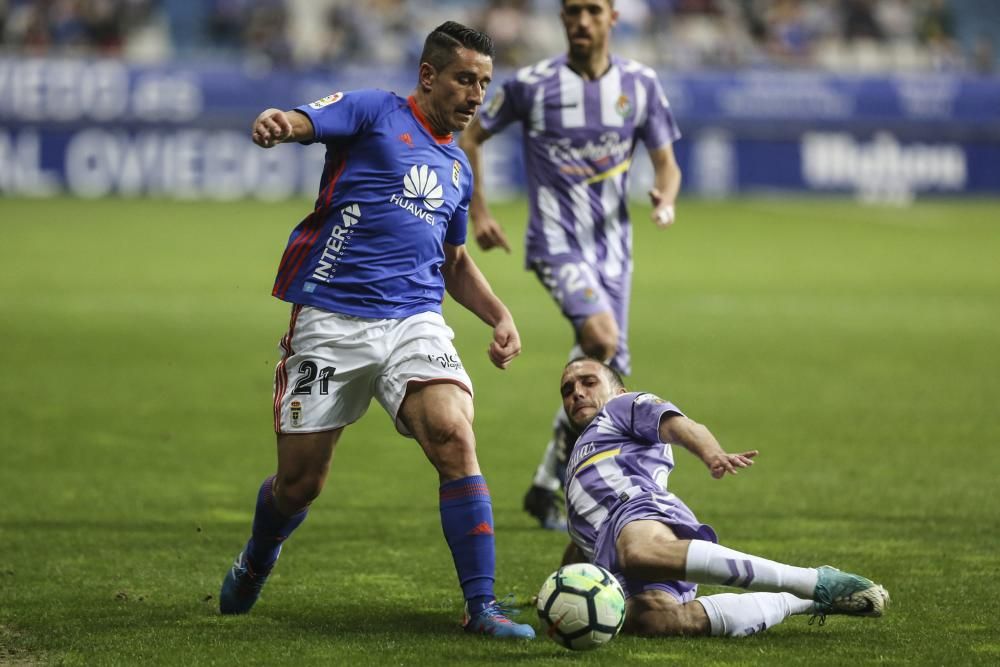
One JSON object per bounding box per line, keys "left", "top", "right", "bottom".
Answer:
{"left": 536, "top": 562, "right": 626, "bottom": 651}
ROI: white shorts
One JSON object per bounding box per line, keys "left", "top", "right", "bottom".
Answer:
{"left": 273, "top": 305, "right": 473, "bottom": 436}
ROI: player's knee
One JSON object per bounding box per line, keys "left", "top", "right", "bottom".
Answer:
{"left": 579, "top": 337, "right": 617, "bottom": 362}
{"left": 617, "top": 540, "right": 654, "bottom": 574}
{"left": 618, "top": 533, "right": 686, "bottom": 579}
{"left": 420, "top": 412, "right": 479, "bottom": 475}
{"left": 422, "top": 413, "right": 474, "bottom": 449}
{"left": 275, "top": 472, "right": 324, "bottom": 513}
{"left": 578, "top": 319, "right": 619, "bottom": 362}
{"left": 625, "top": 594, "right": 708, "bottom": 637}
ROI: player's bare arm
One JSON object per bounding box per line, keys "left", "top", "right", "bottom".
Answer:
{"left": 458, "top": 118, "right": 511, "bottom": 253}
{"left": 647, "top": 144, "right": 682, "bottom": 228}
{"left": 441, "top": 242, "right": 521, "bottom": 369}
{"left": 659, "top": 414, "right": 757, "bottom": 479}
{"left": 251, "top": 108, "right": 315, "bottom": 148}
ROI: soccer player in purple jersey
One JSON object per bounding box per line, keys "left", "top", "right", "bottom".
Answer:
{"left": 217, "top": 22, "right": 535, "bottom": 639}
{"left": 459, "top": 0, "right": 683, "bottom": 530}
{"left": 557, "top": 358, "right": 890, "bottom": 637}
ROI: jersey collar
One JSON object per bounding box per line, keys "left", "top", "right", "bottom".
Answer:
{"left": 408, "top": 96, "right": 453, "bottom": 144}
{"left": 564, "top": 54, "right": 616, "bottom": 81}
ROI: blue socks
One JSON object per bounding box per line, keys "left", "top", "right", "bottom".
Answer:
{"left": 241, "top": 474, "right": 497, "bottom": 612}
{"left": 439, "top": 475, "right": 496, "bottom": 612}
{"left": 244, "top": 475, "right": 308, "bottom": 574}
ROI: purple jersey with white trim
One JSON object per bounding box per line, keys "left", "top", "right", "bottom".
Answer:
{"left": 565, "top": 391, "right": 685, "bottom": 556}
{"left": 478, "top": 55, "right": 680, "bottom": 270}
{"left": 272, "top": 89, "right": 471, "bottom": 319}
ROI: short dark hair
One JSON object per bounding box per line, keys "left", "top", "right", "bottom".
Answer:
{"left": 420, "top": 21, "right": 495, "bottom": 71}
{"left": 566, "top": 357, "right": 626, "bottom": 391}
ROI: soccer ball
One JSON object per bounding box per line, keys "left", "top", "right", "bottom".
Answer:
{"left": 536, "top": 562, "right": 626, "bottom": 650}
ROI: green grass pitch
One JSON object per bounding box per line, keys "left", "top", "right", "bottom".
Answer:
{"left": 1, "top": 196, "right": 999, "bottom": 665}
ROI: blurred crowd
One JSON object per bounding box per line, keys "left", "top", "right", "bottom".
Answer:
{"left": 1, "top": 0, "right": 996, "bottom": 74}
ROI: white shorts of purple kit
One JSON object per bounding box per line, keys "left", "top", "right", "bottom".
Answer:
{"left": 592, "top": 490, "right": 718, "bottom": 603}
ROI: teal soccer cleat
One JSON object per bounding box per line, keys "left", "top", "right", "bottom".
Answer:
{"left": 463, "top": 599, "right": 536, "bottom": 639}
{"left": 219, "top": 552, "right": 271, "bottom": 615}
{"left": 811, "top": 565, "right": 890, "bottom": 623}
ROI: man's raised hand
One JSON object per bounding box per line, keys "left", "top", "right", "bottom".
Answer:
{"left": 252, "top": 109, "right": 293, "bottom": 148}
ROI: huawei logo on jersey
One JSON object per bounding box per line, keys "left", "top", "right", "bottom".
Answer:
{"left": 388, "top": 164, "right": 443, "bottom": 225}
{"left": 403, "top": 164, "right": 444, "bottom": 209}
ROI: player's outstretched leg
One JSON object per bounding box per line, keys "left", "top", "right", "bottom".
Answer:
{"left": 683, "top": 540, "right": 889, "bottom": 622}
{"left": 811, "top": 566, "right": 890, "bottom": 621}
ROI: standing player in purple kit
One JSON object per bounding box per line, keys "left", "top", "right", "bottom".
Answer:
{"left": 217, "top": 22, "right": 534, "bottom": 639}
{"left": 558, "top": 357, "right": 890, "bottom": 637}
{"left": 459, "top": 0, "right": 683, "bottom": 530}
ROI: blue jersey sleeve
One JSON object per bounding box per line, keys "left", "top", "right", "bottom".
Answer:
{"left": 295, "top": 89, "right": 396, "bottom": 144}
{"left": 444, "top": 155, "right": 472, "bottom": 246}
{"left": 446, "top": 197, "right": 469, "bottom": 246}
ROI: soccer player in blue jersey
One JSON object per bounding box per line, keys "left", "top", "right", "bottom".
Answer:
{"left": 557, "top": 357, "right": 890, "bottom": 637}
{"left": 459, "top": 0, "right": 684, "bottom": 530}
{"left": 217, "top": 22, "right": 535, "bottom": 639}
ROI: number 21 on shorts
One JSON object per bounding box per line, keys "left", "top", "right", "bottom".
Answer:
{"left": 291, "top": 361, "right": 336, "bottom": 395}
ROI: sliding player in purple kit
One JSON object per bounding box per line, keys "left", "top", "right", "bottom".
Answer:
{"left": 459, "top": 0, "right": 683, "bottom": 530}
{"left": 558, "top": 357, "right": 890, "bottom": 637}
{"left": 217, "top": 22, "right": 534, "bottom": 639}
